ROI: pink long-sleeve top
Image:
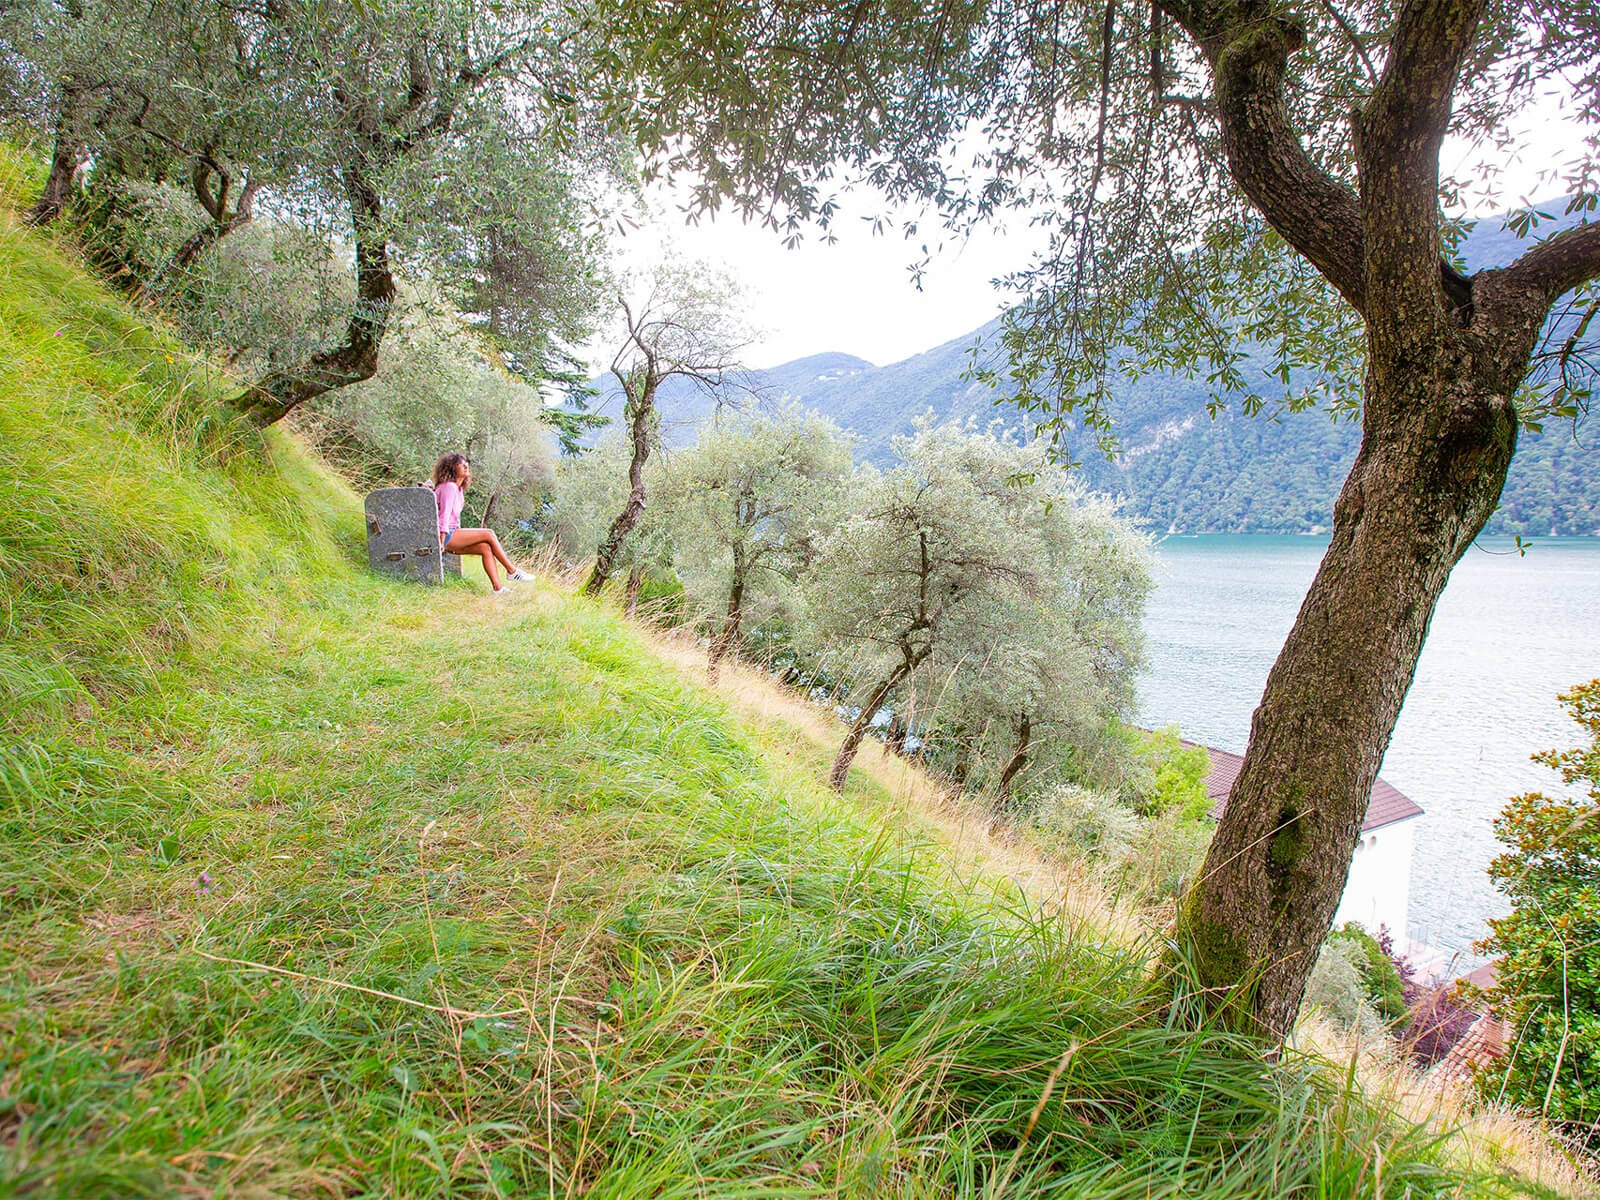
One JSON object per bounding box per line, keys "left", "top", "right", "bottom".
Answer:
{"left": 435, "top": 479, "right": 464, "bottom": 538}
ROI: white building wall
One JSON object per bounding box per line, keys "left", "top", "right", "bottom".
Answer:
{"left": 1332, "top": 818, "right": 1416, "bottom": 941}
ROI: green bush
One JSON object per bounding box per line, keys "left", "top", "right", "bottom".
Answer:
{"left": 1132, "top": 725, "right": 1212, "bottom": 821}
{"left": 1032, "top": 784, "right": 1210, "bottom": 905}
{"left": 1034, "top": 782, "right": 1142, "bottom": 860}
{"left": 1478, "top": 679, "right": 1600, "bottom": 1151}
{"left": 1305, "top": 937, "right": 1391, "bottom": 1045}
{"left": 1328, "top": 922, "right": 1410, "bottom": 1027}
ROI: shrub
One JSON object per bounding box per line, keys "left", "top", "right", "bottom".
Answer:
{"left": 1477, "top": 679, "right": 1600, "bottom": 1150}
{"left": 1304, "top": 937, "right": 1390, "bottom": 1045}
{"left": 1403, "top": 984, "right": 1480, "bottom": 1067}
{"left": 1131, "top": 726, "right": 1211, "bottom": 821}
{"left": 1328, "top": 922, "right": 1410, "bottom": 1027}
{"left": 1034, "top": 783, "right": 1140, "bottom": 861}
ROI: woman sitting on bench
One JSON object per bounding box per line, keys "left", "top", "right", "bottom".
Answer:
{"left": 432, "top": 452, "right": 534, "bottom": 593}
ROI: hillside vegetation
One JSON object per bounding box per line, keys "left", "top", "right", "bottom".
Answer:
{"left": 0, "top": 169, "right": 1587, "bottom": 1197}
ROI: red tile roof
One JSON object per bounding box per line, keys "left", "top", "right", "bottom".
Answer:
{"left": 1192, "top": 743, "right": 1424, "bottom": 832}
{"left": 1428, "top": 1012, "right": 1507, "bottom": 1089}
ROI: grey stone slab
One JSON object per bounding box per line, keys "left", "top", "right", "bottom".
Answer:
{"left": 365, "top": 487, "right": 444, "bottom": 584}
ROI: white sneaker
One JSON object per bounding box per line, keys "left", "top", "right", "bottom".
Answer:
{"left": 491, "top": 585, "right": 510, "bottom": 596}
{"left": 507, "top": 569, "right": 535, "bottom": 582}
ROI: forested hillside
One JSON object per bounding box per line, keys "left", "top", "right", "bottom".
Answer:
{"left": 607, "top": 202, "right": 1599, "bottom": 536}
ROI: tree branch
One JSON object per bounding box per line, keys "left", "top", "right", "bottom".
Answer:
{"left": 1496, "top": 220, "right": 1600, "bottom": 308}
{"left": 1354, "top": 0, "right": 1483, "bottom": 315}
{"left": 1159, "top": 2, "right": 1368, "bottom": 312}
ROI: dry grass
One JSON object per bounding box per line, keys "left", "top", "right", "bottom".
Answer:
{"left": 642, "top": 624, "right": 1158, "bottom": 948}
{"left": 1296, "top": 1016, "right": 1593, "bottom": 1194}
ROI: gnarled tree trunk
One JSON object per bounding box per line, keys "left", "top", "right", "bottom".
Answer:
{"left": 1160, "top": 0, "right": 1600, "bottom": 1039}
{"left": 585, "top": 372, "right": 656, "bottom": 597}
{"left": 828, "top": 664, "right": 910, "bottom": 792}
{"left": 995, "top": 712, "right": 1032, "bottom": 810}
{"left": 30, "top": 84, "right": 89, "bottom": 227}
{"left": 170, "top": 170, "right": 261, "bottom": 274}
{"left": 1179, "top": 352, "right": 1518, "bottom": 1033}
{"left": 232, "top": 165, "right": 393, "bottom": 426}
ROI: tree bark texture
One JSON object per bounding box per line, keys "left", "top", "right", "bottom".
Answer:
{"left": 1180, "top": 365, "right": 1516, "bottom": 1034}
{"left": 995, "top": 712, "right": 1032, "bottom": 810}
{"left": 584, "top": 374, "right": 656, "bottom": 596}
{"left": 29, "top": 85, "right": 88, "bottom": 227}
{"left": 232, "top": 165, "right": 394, "bottom": 426}
{"left": 1158, "top": 0, "right": 1595, "bottom": 1038}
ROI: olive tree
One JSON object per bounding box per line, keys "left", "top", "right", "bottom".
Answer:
{"left": 8, "top": 0, "right": 608, "bottom": 425}
{"left": 656, "top": 405, "right": 854, "bottom": 680}
{"left": 805, "top": 421, "right": 1057, "bottom": 793}
{"left": 550, "top": 434, "right": 673, "bottom": 611}
{"left": 583, "top": 259, "right": 755, "bottom": 596}
{"left": 597, "top": 0, "right": 1600, "bottom": 1037}
{"left": 927, "top": 479, "right": 1152, "bottom": 809}
{"left": 8, "top": 0, "right": 328, "bottom": 277}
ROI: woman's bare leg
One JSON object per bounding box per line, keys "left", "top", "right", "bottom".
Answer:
{"left": 444, "top": 529, "right": 507, "bottom": 589}
{"left": 446, "top": 528, "right": 514, "bottom": 573}
{"left": 479, "top": 548, "right": 503, "bottom": 590}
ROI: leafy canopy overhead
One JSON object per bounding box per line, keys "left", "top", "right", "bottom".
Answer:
{"left": 596, "top": 0, "right": 1600, "bottom": 446}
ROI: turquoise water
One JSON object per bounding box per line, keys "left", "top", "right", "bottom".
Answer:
{"left": 1138, "top": 534, "right": 1600, "bottom": 961}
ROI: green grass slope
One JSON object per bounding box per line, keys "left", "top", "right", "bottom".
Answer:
{"left": 0, "top": 176, "right": 1578, "bottom": 1198}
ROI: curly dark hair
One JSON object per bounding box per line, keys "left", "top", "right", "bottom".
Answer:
{"left": 431, "top": 451, "right": 468, "bottom": 488}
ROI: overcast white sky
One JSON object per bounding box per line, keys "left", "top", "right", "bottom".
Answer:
{"left": 598, "top": 82, "right": 1590, "bottom": 373}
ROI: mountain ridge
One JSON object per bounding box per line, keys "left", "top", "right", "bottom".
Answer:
{"left": 597, "top": 201, "right": 1600, "bottom": 535}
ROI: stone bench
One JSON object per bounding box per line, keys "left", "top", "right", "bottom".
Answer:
{"left": 364, "top": 486, "right": 463, "bottom": 584}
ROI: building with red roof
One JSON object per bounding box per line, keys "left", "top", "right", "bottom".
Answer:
{"left": 1195, "top": 743, "right": 1425, "bottom": 942}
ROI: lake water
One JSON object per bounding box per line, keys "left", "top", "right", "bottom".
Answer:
{"left": 1138, "top": 534, "right": 1600, "bottom": 964}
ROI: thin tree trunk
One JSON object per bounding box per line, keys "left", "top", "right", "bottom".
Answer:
{"left": 170, "top": 189, "right": 258, "bottom": 272}
{"left": 481, "top": 489, "right": 502, "bottom": 529}
{"left": 29, "top": 85, "right": 87, "bottom": 227}
{"left": 950, "top": 742, "right": 971, "bottom": 789}
{"left": 707, "top": 538, "right": 746, "bottom": 683}
{"left": 884, "top": 713, "right": 909, "bottom": 757}
{"left": 1177, "top": 367, "right": 1516, "bottom": 1038}
{"left": 231, "top": 165, "right": 393, "bottom": 426}
{"left": 828, "top": 665, "right": 910, "bottom": 792}
{"left": 165, "top": 164, "right": 259, "bottom": 273}
{"left": 585, "top": 375, "right": 656, "bottom": 596}
{"left": 624, "top": 565, "right": 643, "bottom": 616}
{"left": 995, "top": 712, "right": 1032, "bottom": 810}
